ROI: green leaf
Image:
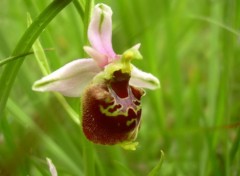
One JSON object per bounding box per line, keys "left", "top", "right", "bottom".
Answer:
{"left": 147, "top": 150, "right": 164, "bottom": 176}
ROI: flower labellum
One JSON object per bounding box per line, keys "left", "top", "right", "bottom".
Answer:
{"left": 82, "top": 48, "right": 145, "bottom": 148}
{"left": 33, "top": 3, "right": 160, "bottom": 150}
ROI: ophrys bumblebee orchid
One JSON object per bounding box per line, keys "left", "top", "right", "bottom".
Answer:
{"left": 33, "top": 3, "right": 160, "bottom": 150}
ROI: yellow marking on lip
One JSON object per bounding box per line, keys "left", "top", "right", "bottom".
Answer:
{"left": 99, "top": 104, "right": 140, "bottom": 117}
{"left": 99, "top": 104, "right": 128, "bottom": 117}
{"left": 126, "top": 119, "right": 137, "bottom": 126}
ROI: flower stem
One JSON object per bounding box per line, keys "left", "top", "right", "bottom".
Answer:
{"left": 83, "top": 0, "right": 94, "bottom": 48}
{"left": 82, "top": 1, "right": 96, "bottom": 175}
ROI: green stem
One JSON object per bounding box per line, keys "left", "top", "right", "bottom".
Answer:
{"left": 82, "top": 1, "right": 95, "bottom": 175}
{"left": 83, "top": 0, "right": 94, "bottom": 47}
{"left": 0, "top": 0, "right": 73, "bottom": 117}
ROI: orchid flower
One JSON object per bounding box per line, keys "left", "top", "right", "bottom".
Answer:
{"left": 33, "top": 3, "right": 160, "bottom": 150}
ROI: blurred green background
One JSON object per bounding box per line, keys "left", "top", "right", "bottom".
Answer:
{"left": 0, "top": 0, "right": 240, "bottom": 175}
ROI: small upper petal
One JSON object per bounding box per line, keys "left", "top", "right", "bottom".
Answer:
{"left": 83, "top": 46, "right": 108, "bottom": 68}
{"left": 32, "top": 59, "right": 101, "bottom": 97}
{"left": 88, "top": 3, "right": 116, "bottom": 60}
{"left": 130, "top": 66, "right": 160, "bottom": 89}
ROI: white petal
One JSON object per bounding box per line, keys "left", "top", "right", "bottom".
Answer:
{"left": 46, "top": 158, "right": 58, "bottom": 176}
{"left": 88, "top": 3, "right": 116, "bottom": 58}
{"left": 130, "top": 66, "right": 160, "bottom": 89}
{"left": 32, "top": 59, "right": 101, "bottom": 97}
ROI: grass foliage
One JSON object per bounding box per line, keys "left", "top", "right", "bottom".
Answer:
{"left": 0, "top": 0, "right": 240, "bottom": 175}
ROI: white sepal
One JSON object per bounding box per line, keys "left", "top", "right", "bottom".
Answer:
{"left": 32, "top": 59, "right": 101, "bottom": 97}
{"left": 130, "top": 66, "right": 160, "bottom": 90}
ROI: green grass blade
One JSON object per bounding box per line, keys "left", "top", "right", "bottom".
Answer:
{"left": 0, "top": 49, "right": 53, "bottom": 67}
{"left": 230, "top": 128, "right": 240, "bottom": 163}
{"left": 0, "top": 29, "right": 11, "bottom": 56}
{"left": 189, "top": 15, "right": 240, "bottom": 36}
{"left": 54, "top": 93, "right": 80, "bottom": 124}
{"left": 0, "top": 52, "right": 34, "bottom": 67}
{"left": 83, "top": 0, "right": 94, "bottom": 47}
{"left": 147, "top": 150, "right": 164, "bottom": 176}
{"left": 28, "top": 13, "right": 51, "bottom": 76}
{"left": 73, "top": 0, "right": 85, "bottom": 20}
{"left": 0, "top": 0, "right": 73, "bottom": 118}
{"left": 28, "top": 13, "right": 80, "bottom": 124}
{"left": 6, "top": 98, "right": 83, "bottom": 175}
